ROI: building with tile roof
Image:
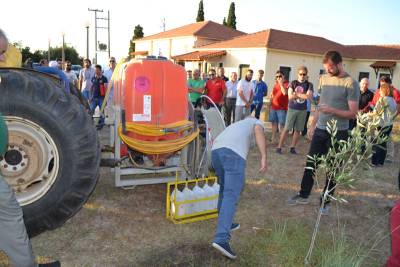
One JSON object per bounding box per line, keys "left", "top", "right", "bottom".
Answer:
{"left": 134, "top": 21, "right": 400, "bottom": 90}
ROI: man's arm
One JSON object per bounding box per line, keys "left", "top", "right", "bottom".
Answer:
{"left": 254, "top": 124, "right": 267, "bottom": 172}
{"left": 288, "top": 87, "right": 296, "bottom": 101}
{"left": 296, "top": 89, "right": 313, "bottom": 101}
{"left": 318, "top": 100, "right": 358, "bottom": 119}
{"left": 249, "top": 87, "right": 254, "bottom": 104}
{"left": 188, "top": 81, "right": 204, "bottom": 94}
{"left": 79, "top": 72, "right": 83, "bottom": 90}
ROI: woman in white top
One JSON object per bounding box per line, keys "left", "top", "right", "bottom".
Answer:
{"left": 371, "top": 83, "right": 397, "bottom": 166}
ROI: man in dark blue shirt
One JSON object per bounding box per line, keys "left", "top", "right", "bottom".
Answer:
{"left": 90, "top": 65, "right": 108, "bottom": 128}
{"left": 251, "top": 70, "right": 268, "bottom": 119}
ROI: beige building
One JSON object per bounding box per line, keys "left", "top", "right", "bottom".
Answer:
{"left": 135, "top": 21, "right": 400, "bottom": 91}
{"left": 133, "top": 20, "right": 245, "bottom": 59}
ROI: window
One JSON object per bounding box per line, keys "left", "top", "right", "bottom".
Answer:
{"left": 358, "top": 72, "right": 369, "bottom": 81}
{"left": 239, "top": 64, "right": 250, "bottom": 79}
{"left": 279, "top": 66, "right": 291, "bottom": 81}
{"left": 319, "top": 69, "right": 325, "bottom": 75}
{"left": 219, "top": 62, "right": 223, "bottom": 67}
{"left": 378, "top": 72, "right": 391, "bottom": 80}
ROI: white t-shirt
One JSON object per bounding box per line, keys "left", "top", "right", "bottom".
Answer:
{"left": 64, "top": 71, "right": 77, "bottom": 85}
{"left": 212, "top": 117, "right": 264, "bottom": 160}
{"left": 79, "top": 67, "right": 95, "bottom": 92}
{"left": 236, "top": 79, "right": 254, "bottom": 106}
{"left": 104, "top": 68, "right": 114, "bottom": 82}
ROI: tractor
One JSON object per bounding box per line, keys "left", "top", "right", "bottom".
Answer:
{"left": 0, "top": 57, "right": 224, "bottom": 237}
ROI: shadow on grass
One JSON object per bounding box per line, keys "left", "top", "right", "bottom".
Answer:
{"left": 135, "top": 218, "right": 383, "bottom": 267}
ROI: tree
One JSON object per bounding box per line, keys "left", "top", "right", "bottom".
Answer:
{"left": 16, "top": 43, "right": 81, "bottom": 65}
{"left": 226, "top": 2, "right": 237, "bottom": 29}
{"left": 128, "top": 24, "right": 144, "bottom": 59}
{"left": 222, "top": 17, "right": 227, "bottom": 26}
{"left": 49, "top": 46, "right": 81, "bottom": 64}
{"left": 20, "top": 46, "right": 33, "bottom": 63}
{"left": 196, "top": 0, "right": 205, "bottom": 22}
{"left": 98, "top": 43, "right": 107, "bottom": 51}
{"left": 304, "top": 109, "right": 389, "bottom": 264}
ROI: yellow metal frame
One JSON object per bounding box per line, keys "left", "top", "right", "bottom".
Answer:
{"left": 166, "top": 174, "right": 218, "bottom": 224}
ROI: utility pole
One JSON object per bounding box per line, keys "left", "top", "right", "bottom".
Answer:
{"left": 61, "top": 33, "right": 65, "bottom": 65}
{"left": 85, "top": 24, "right": 89, "bottom": 59}
{"left": 88, "top": 8, "right": 103, "bottom": 64}
{"left": 161, "top": 17, "right": 166, "bottom": 32}
{"left": 88, "top": 8, "right": 111, "bottom": 63}
{"left": 107, "top": 10, "right": 110, "bottom": 58}
{"left": 47, "top": 39, "right": 51, "bottom": 62}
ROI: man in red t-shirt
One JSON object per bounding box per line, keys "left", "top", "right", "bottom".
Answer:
{"left": 269, "top": 70, "right": 289, "bottom": 143}
{"left": 205, "top": 69, "right": 227, "bottom": 110}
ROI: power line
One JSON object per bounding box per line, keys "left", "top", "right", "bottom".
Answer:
{"left": 88, "top": 8, "right": 111, "bottom": 63}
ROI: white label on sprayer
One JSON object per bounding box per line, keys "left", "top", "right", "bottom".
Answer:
{"left": 132, "top": 95, "right": 151, "bottom": 121}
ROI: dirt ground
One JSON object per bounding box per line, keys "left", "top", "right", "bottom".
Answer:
{"left": 2, "top": 120, "right": 400, "bottom": 266}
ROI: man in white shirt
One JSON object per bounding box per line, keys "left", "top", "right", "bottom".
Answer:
{"left": 224, "top": 72, "right": 238, "bottom": 125}
{"left": 79, "top": 58, "right": 95, "bottom": 101}
{"left": 104, "top": 57, "right": 116, "bottom": 82}
{"left": 63, "top": 60, "right": 78, "bottom": 88}
{"left": 235, "top": 69, "right": 254, "bottom": 122}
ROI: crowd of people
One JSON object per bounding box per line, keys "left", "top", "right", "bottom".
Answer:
{"left": 1, "top": 25, "right": 399, "bottom": 264}
{"left": 186, "top": 55, "right": 399, "bottom": 168}
{"left": 206, "top": 50, "right": 400, "bottom": 260}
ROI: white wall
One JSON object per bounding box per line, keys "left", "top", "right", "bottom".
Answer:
{"left": 170, "top": 37, "right": 196, "bottom": 57}
{"left": 201, "top": 48, "right": 267, "bottom": 78}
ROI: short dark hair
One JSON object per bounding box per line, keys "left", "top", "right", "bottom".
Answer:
{"left": 323, "top": 51, "right": 342, "bottom": 64}
{"left": 275, "top": 70, "right": 284, "bottom": 76}
{"left": 84, "top": 58, "right": 91, "bottom": 64}
{"left": 258, "top": 69, "right": 264, "bottom": 74}
{"left": 95, "top": 64, "right": 102, "bottom": 70}
{"left": 380, "top": 75, "right": 392, "bottom": 84}
{"left": 247, "top": 69, "right": 254, "bottom": 74}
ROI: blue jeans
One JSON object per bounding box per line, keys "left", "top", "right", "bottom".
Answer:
{"left": 212, "top": 148, "right": 246, "bottom": 244}
{"left": 269, "top": 108, "right": 286, "bottom": 126}
{"left": 89, "top": 97, "right": 105, "bottom": 125}
{"left": 251, "top": 101, "right": 263, "bottom": 119}
{"left": 82, "top": 90, "right": 90, "bottom": 101}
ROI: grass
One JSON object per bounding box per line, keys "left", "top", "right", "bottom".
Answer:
{"left": 1, "top": 120, "right": 398, "bottom": 266}
{"left": 237, "top": 219, "right": 381, "bottom": 267}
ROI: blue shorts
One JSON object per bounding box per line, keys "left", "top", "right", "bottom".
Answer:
{"left": 269, "top": 109, "right": 287, "bottom": 125}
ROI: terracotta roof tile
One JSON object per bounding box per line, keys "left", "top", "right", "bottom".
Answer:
{"left": 137, "top": 21, "right": 246, "bottom": 41}
{"left": 196, "top": 30, "right": 270, "bottom": 49}
{"left": 172, "top": 50, "right": 226, "bottom": 61}
{"left": 198, "top": 29, "right": 400, "bottom": 60}
{"left": 370, "top": 61, "right": 396, "bottom": 68}
{"left": 347, "top": 45, "right": 400, "bottom": 60}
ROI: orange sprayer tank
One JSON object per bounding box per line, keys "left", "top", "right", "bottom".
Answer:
{"left": 114, "top": 58, "right": 188, "bottom": 125}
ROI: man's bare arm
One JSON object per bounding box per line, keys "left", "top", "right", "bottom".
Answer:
{"left": 255, "top": 124, "right": 267, "bottom": 172}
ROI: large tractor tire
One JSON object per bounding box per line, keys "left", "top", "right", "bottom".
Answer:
{"left": 0, "top": 68, "right": 100, "bottom": 237}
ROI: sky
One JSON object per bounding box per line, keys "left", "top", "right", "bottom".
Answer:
{"left": 2, "top": 0, "right": 400, "bottom": 64}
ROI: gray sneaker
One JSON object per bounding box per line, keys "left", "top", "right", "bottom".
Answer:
{"left": 287, "top": 194, "right": 309, "bottom": 205}
{"left": 212, "top": 242, "right": 237, "bottom": 259}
